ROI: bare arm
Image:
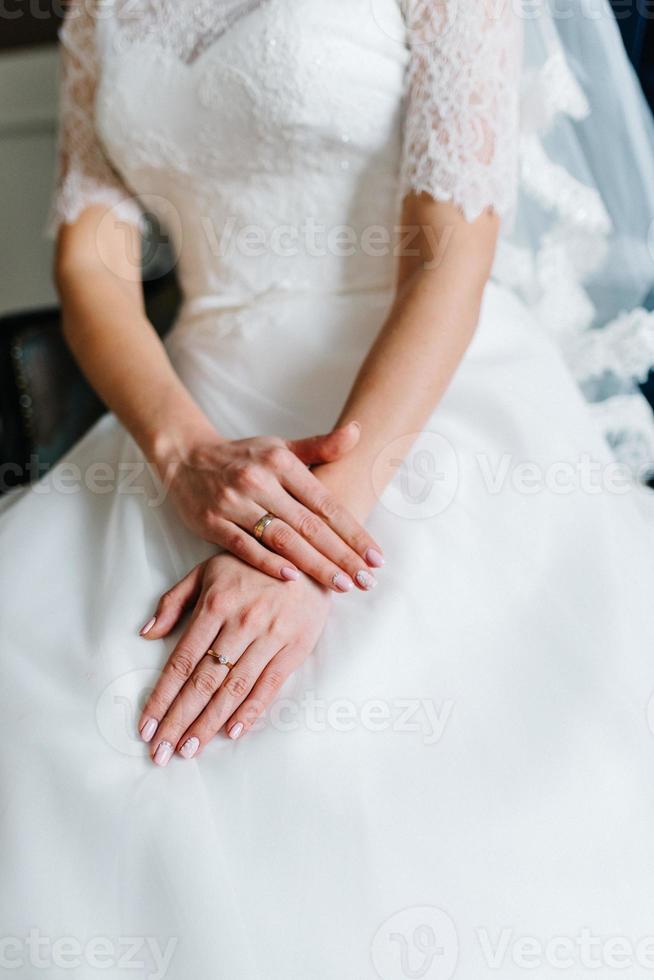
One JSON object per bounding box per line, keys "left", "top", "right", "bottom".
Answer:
{"left": 55, "top": 207, "right": 218, "bottom": 462}
{"left": 313, "top": 194, "right": 500, "bottom": 520}
{"left": 50, "top": 0, "right": 387, "bottom": 588}
{"left": 310, "top": 0, "right": 521, "bottom": 518}
{"left": 54, "top": 207, "right": 383, "bottom": 589}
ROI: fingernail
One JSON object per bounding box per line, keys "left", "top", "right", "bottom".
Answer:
{"left": 229, "top": 722, "right": 244, "bottom": 740}
{"left": 153, "top": 740, "right": 173, "bottom": 767}
{"left": 140, "top": 616, "right": 156, "bottom": 636}
{"left": 365, "top": 548, "right": 385, "bottom": 568}
{"left": 180, "top": 736, "right": 199, "bottom": 759}
{"left": 355, "top": 570, "right": 377, "bottom": 590}
{"left": 280, "top": 566, "right": 300, "bottom": 581}
{"left": 331, "top": 573, "right": 354, "bottom": 593}
{"left": 349, "top": 420, "right": 361, "bottom": 430}
{"left": 140, "top": 718, "right": 158, "bottom": 743}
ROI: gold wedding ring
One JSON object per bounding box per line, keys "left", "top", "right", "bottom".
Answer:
{"left": 207, "top": 649, "right": 235, "bottom": 670}
{"left": 253, "top": 512, "right": 276, "bottom": 541}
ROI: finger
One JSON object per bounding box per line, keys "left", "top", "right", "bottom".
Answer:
{"left": 286, "top": 421, "right": 360, "bottom": 465}
{"left": 137, "top": 605, "right": 223, "bottom": 747}
{"left": 211, "top": 517, "right": 300, "bottom": 583}
{"left": 149, "top": 623, "right": 250, "bottom": 766}
{"left": 224, "top": 645, "right": 302, "bottom": 741}
{"left": 243, "top": 511, "right": 357, "bottom": 593}
{"left": 281, "top": 458, "right": 384, "bottom": 567}
{"left": 261, "top": 491, "right": 377, "bottom": 591}
{"left": 139, "top": 562, "right": 206, "bottom": 639}
{"left": 178, "top": 637, "right": 278, "bottom": 757}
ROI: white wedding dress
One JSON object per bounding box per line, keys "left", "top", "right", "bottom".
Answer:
{"left": 2, "top": 1, "right": 654, "bottom": 978}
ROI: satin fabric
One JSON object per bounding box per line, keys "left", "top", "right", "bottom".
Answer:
{"left": 2, "top": 2, "right": 654, "bottom": 977}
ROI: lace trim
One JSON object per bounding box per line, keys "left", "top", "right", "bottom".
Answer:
{"left": 520, "top": 135, "right": 611, "bottom": 236}
{"left": 521, "top": 50, "right": 589, "bottom": 134}
{"left": 590, "top": 394, "right": 654, "bottom": 479}
{"left": 46, "top": 175, "right": 143, "bottom": 239}
{"left": 48, "top": 0, "right": 144, "bottom": 236}
{"left": 532, "top": 225, "right": 609, "bottom": 336}
{"left": 567, "top": 309, "right": 654, "bottom": 387}
{"left": 512, "top": 135, "right": 612, "bottom": 336}
{"left": 509, "top": 31, "right": 654, "bottom": 481}
{"left": 400, "top": 0, "right": 522, "bottom": 221}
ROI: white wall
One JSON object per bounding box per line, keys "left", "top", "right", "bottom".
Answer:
{"left": 0, "top": 45, "right": 59, "bottom": 316}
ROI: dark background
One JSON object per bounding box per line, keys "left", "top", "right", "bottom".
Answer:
{"left": 611, "top": 3, "right": 654, "bottom": 109}
{"left": 1, "top": 2, "right": 63, "bottom": 50}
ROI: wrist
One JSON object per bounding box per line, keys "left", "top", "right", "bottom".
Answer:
{"left": 145, "top": 411, "right": 226, "bottom": 477}
{"left": 312, "top": 458, "right": 378, "bottom": 523}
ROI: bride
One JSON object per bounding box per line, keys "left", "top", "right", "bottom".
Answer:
{"left": 2, "top": 0, "right": 654, "bottom": 976}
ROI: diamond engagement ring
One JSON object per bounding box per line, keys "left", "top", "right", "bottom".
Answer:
{"left": 207, "top": 649, "right": 235, "bottom": 670}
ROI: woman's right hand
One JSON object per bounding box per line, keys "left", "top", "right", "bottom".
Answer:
{"left": 156, "top": 421, "right": 384, "bottom": 594}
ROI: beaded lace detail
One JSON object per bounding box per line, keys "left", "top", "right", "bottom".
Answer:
{"left": 111, "top": 0, "right": 267, "bottom": 63}
{"left": 48, "top": 0, "right": 523, "bottom": 233}
{"left": 400, "top": 0, "right": 522, "bottom": 220}
{"left": 47, "top": 0, "right": 654, "bottom": 477}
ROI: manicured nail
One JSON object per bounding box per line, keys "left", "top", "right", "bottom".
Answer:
{"left": 331, "top": 573, "right": 354, "bottom": 593}
{"left": 140, "top": 616, "right": 156, "bottom": 636}
{"left": 153, "top": 740, "right": 173, "bottom": 767}
{"left": 280, "top": 566, "right": 300, "bottom": 581}
{"left": 140, "top": 718, "right": 158, "bottom": 743}
{"left": 365, "top": 548, "right": 385, "bottom": 568}
{"left": 355, "top": 570, "right": 377, "bottom": 590}
{"left": 180, "top": 736, "right": 199, "bottom": 759}
{"left": 229, "top": 722, "right": 244, "bottom": 740}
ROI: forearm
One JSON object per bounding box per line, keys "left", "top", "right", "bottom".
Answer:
{"left": 55, "top": 214, "right": 220, "bottom": 474}
{"left": 314, "top": 202, "right": 499, "bottom": 520}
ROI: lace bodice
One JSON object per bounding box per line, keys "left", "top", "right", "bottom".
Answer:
{"left": 47, "top": 0, "right": 654, "bottom": 477}
{"left": 49, "top": 0, "right": 522, "bottom": 234}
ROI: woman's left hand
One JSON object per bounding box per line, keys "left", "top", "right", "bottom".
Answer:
{"left": 137, "top": 553, "right": 332, "bottom": 765}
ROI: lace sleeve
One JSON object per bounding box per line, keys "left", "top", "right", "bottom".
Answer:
{"left": 47, "top": 0, "right": 143, "bottom": 237}
{"left": 401, "top": 0, "right": 523, "bottom": 222}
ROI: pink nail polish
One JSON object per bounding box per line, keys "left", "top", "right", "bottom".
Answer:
{"left": 280, "top": 566, "right": 300, "bottom": 581}
{"left": 332, "top": 573, "right": 354, "bottom": 593}
{"left": 355, "top": 570, "right": 377, "bottom": 590}
{"left": 140, "top": 718, "right": 158, "bottom": 743}
{"left": 153, "top": 741, "right": 173, "bottom": 767}
{"left": 180, "top": 736, "right": 199, "bottom": 759}
{"left": 229, "top": 722, "right": 244, "bottom": 740}
{"left": 365, "top": 548, "right": 385, "bottom": 568}
{"left": 140, "top": 616, "right": 156, "bottom": 636}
